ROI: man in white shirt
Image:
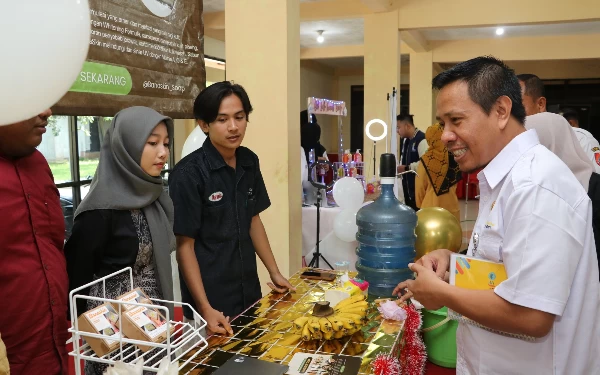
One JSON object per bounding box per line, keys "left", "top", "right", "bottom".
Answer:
{"left": 562, "top": 108, "right": 600, "bottom": 170}
{"left": 518, "top": 74, "right": 600, "bottom": 172}
{"left": 395, "top": 56, "right": 599, "bottom": 374}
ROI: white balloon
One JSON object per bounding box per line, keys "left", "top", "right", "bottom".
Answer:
{"left": 181, "top": 126, "right": 207, "bottom": 158}
{"left": 333, "top": 177, "right": 364, "bottom": 211}
{"left": 334, "top": 209, "right": 359, "bottom": 243}
{"left": 0, "top": 1, "right": 90, "bottom": 125}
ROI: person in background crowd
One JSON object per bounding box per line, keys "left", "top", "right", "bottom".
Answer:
{"left": 562, "top": 107, "right": 600, "bottom": 170}
{"left": 65, "top": 106, "right": 175, "bottom": 375}
{"left": 525, "top": 111, "right": 600, "bottom": 279}
{"left": 516, "top": 74, "right": 547, "bottom": 115}
{"left": 396, "top": 56, "right": 599, "bottom": 374}
{"left": 397, "top": 113, "right": 427, "bottom": 210}
{"left": 169, "top": 81, "right": 294, "bottom": 336}
{"left": 518, "top": 74, "right": 600, "bottom": 172}
{"left": 300, "top": 110, "right": 329, "bottom": 200}
{"left": 562, "top": 107, "right": 582, "bottom": 128}
{"left": 0, "top": 109, "right": 68, "bottom": 375}
{"left": 301, "top": 110, "right": 328, "bottom": 164}
{"left": 415, "top": 123, "right": 461, "bottom": 222}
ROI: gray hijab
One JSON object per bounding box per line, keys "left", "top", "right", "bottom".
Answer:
{"left": 75, "top": 106, "right": 176, "bottom": 314}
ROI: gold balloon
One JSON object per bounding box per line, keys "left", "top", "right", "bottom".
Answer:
{"left": 415, "top": 207, "right": 462, "bottom": 260}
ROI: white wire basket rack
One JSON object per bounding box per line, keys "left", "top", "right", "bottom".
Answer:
{"left": 68, "top": 267, "right": 208, "bottom": 374}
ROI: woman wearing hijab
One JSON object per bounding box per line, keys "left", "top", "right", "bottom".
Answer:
{"left": 65, "top": 107, "right": 175, "bottom": 374}
{"left": 415, "top": 123, "right": 462, "bottom": 222}
{"left": 525, "top": 112, "right": 600, "bottom": 279}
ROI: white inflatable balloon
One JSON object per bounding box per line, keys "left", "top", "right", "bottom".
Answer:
{"left": 334, "top": 209, "right": 359, "bottom": 243}
{"left": 333, "top": 177, "right": 364, "bottom": 211}
{"left": 0, "top": 1, "right": 90, "bottom": 125}
{"left": 181, "top": 126, "right": 207, "bottom": 158}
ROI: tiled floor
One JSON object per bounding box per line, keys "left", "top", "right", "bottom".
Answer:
{"left": 459, "top": 199, "right": 479, "bottom": 251}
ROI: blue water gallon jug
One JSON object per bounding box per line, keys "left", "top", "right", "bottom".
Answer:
{"left": 356, "top": 153, "right": 417, "bottom": 298}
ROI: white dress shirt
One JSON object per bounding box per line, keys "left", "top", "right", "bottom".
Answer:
{"left": 572, "top": 127, "right": 600, "bottom": 173}
{"left": 458, "top": 129, "right": 600, "bottom": 375}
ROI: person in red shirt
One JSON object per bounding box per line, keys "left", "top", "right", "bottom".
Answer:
{"left": 0, "top": 109, "right": 69, "bottom": 375}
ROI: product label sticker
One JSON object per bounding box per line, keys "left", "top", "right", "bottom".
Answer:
{"left": 85, "top": 304, "right": 121, "bottom": 345}
{"left": 117, "top": 289, "right": 153, "bottom": 311}
{"left": 126, "top": 306, "right": 168, "bottom": 340}
{"left": 209, "top": 191, "right": 223, "bottom": 202}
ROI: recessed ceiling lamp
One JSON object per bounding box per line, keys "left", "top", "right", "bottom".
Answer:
{"left": 316, "top": 30, "right": 325, "bottom": 43}
{"left": 496, "top": 27, "right": 505, "bottom": 36}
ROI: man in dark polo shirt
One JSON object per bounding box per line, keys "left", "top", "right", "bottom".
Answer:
{"left": 397, "top": 113, "right": 427, "bottom": 211}
{"left": 169, "top": 81, "right": 294, "bottom": 335}
{"left": 0, "top": 109, "right": 69, "bottom": 375}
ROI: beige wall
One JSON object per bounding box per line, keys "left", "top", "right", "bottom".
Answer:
{"left": 204, "top": 36, "right": 225, "bottom": 59}
{"left": 409, "top": 52, "right": 434, "bottom": 130}
{"left": 430, "top": 34, "right": 600, "bottom": 63}
{"left": 336, "top": 75, "right": 364, "bottom": 153}
{"left": 300, "top": 61, "right": 336, "bottom": 153}
{"left": 207, "top": 67, "right": 226, "bottom": 84}
{"left": 226, "top": 0, "right": 301, "bottom": 290}
{"left": 173, "top": 119, "right": 196, "bottom": 163}
{"left": 508, "top": 59, "right": 600, "bottom": 80}
{"left": 173, "top": 35, "right": 226, "bottom": 163}
{"left": 205, "top": 37, "right": 226, "bottom": 85}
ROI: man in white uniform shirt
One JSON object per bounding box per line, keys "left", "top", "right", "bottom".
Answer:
{"left": 518, "top": 74, "right": 600, "bottom": 172}
{"left": 395, "top": 57, "right": 599, "bottom": 374}
{"left": 562, "top": 108, "right": 600, "bottom": 170}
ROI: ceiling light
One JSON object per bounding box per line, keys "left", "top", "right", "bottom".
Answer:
{"left": 496, "top": 27, "right": 505, "bottom": 36}
{"left": 316, "top": 30, "right": 325, "bottom": 43}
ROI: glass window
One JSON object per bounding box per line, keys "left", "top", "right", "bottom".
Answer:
{"left": 77, "top": 116, "right": 111, "bottom": 200}
{"left": 39, "top": 115, "right": 72, "bottom": 184}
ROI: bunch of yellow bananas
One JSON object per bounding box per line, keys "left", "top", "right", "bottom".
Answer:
{"left": 292, "top": 294, "right": 369, "bottom": 341}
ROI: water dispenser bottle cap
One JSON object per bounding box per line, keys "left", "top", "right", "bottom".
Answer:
{"left": 379, "top": 153, "right": 396, "bottom": 178}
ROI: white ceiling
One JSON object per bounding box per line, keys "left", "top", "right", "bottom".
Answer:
{"left": 301, "top": 18, "right": 364, "bottom": 48}
{"left": 421, "top": 21, "right": 600, "bottom": 41}
{"left": 203, "top": 0, "right": 324, "bottom": 13}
